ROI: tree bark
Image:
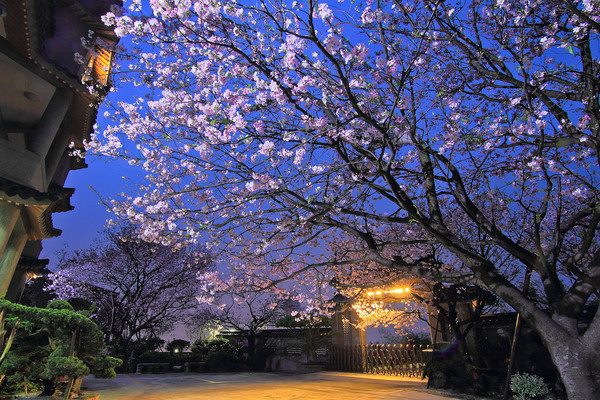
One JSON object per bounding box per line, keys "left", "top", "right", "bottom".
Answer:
{"left": 551, "top": 343, "right": 599, "bottom": 399}
{"left": 534, "top": 325, "right": 600, "bottom": 399}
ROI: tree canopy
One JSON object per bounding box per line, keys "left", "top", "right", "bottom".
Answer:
{"left": 48, "top": 224, "right": 212, "bottom": 358}
{"left": 91, "top": 0, "right": 600, "bottom": 397}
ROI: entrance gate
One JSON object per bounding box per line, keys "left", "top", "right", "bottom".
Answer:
{"left": 328, "top": 343, "right": 426, "bottom": 377}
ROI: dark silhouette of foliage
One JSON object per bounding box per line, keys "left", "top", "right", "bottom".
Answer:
{"left": 0, "top": 300, "right": 120, "bottom": 396}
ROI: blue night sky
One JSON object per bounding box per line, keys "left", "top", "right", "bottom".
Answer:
{"left": 40, "top": 34, "right": 143, "bottom": 269}
{"left": 39, "top": 155, "right": 134, "bottom": 269}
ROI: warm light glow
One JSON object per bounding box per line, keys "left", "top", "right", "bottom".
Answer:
{"left": 82, "top": 44, "right": 114, "bottom": 86}
{"left": 365, "top": 287, "right": 411, "bottom": 297}
{"left": 388, "top": 288, "right": 404, "bottom": 294}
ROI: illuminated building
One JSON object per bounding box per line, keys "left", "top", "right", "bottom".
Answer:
{"left": 0, "top": 0, "right": 119, "bottom": 299}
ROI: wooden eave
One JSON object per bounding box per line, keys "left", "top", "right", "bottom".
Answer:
{"left": 16, "top": 255, "right": 49, "bottom": 273}
{"left": 0, "top": 179, "right": 74, "bottom": 240}
{"left": 3, "top": 0, "right": 32, "bottom": 59}
{"left": 2, "top": 0, "right": 116, "bottom": 149}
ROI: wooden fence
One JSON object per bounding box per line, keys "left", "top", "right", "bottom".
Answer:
{"left": 328, "top": 344, "right": 427, "bottom": 377}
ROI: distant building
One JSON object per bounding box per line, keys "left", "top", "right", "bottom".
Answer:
{"left": 0, "top": 0, "right": 120, "bottom": 300}
{"left": 218, "top": 326, "right": 331, "bottom": 372}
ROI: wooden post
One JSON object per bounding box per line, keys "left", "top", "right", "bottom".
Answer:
{"left": 63, "top": 329, "right": 78, "bottom": 400}
{"left": 426, "top": 316, "right": 440, "bottom": 389}
{"left": 0, "top": 307, "right": 19, "bottom": 385}
{"left": 503, "top": 267, "right": 532, "bottom": 400}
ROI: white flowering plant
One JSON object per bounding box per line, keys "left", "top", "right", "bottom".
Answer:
{"left": 510, "top": 372, "right": 550, "bottom": 400}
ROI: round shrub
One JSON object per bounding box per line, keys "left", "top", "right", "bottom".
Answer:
{"left": 510, "top": 372, "right": 549, "bottom": 400}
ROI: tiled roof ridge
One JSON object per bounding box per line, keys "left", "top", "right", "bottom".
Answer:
{"left": 40, "top": 201, "right": 62, "bottom": 238}
{"left": 0, "top": 177, "right": 74, "bottom": 204}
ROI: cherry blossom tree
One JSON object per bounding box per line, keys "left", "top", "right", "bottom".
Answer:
{"left": 89, "top": 0, "right": 600, "bottom": 397}
{"left": 48, "top": 224, "right": 212, "bottom": 359}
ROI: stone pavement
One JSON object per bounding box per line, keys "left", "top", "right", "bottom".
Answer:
{"left": 81, "top": 371, "right": 463, "bottom": 400}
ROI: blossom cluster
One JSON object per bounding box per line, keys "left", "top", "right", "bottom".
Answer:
{"left": 88, "top": 0, "right": 600, "bottom": 331}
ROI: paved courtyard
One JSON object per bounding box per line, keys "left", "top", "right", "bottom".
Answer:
{"left": 82, "top": 372, "right": 462, "bottom": 400}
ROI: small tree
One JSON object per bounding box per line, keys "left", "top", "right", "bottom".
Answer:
{"left": 0, "top": 300, "right": 121, "bottom": 397}
{"left": 48, "top": 223, "right": 212, "bottom": 362}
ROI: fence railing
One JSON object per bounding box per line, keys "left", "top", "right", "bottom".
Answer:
{"left": 328, "top": 344, "right": 427, "bottom": 377}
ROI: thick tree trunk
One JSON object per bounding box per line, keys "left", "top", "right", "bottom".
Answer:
{"left": 545, "top": 339, "right": 600, "bottom": 399}
{"left": 505, "top": 298, "right": 600, "bottom": 399}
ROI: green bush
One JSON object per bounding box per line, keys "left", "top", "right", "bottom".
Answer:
{"left": 0, "top": 375, "right": 42, "bottom": 395}
{"left": 46, "top": 300, "right": 75, "bottom": 311}
{"left": 138, "top": 351, "right": 174, "bottom": 364}
{"left": 192, "top": 338, "right": 242, "bottom": 371}
{"left": 0, "top": 300, "right": 122, "bottom": 396}
{"left": 166, "top": 339, "right": 190, "bottom": 354}
{"left": 510, "top": 373, "right": 549, "bottom": 400}
{"left": 136, "top": 350, "right": 199, "bottom": 366}
{"left": 44, "top": 354, "right": 90, "bottom": 379}
{"left": 88, "top": 356, "right": 122, "bottom": 379}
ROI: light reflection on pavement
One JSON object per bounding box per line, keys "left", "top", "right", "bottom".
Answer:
{"left": 82, "top": 372, "right": 462, "bottom": 400}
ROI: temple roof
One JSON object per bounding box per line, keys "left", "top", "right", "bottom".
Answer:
{"left": 0, "top": 177, "right": 74, "bottom": 206}
{"left": 2, "top": 0, "right": 121, "bottom": 148}
{"left": 0, "top": 178, "right": 75, "bottom": 240}
{"left": 16, "top": 256, "right": 50, "bottom": 273}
